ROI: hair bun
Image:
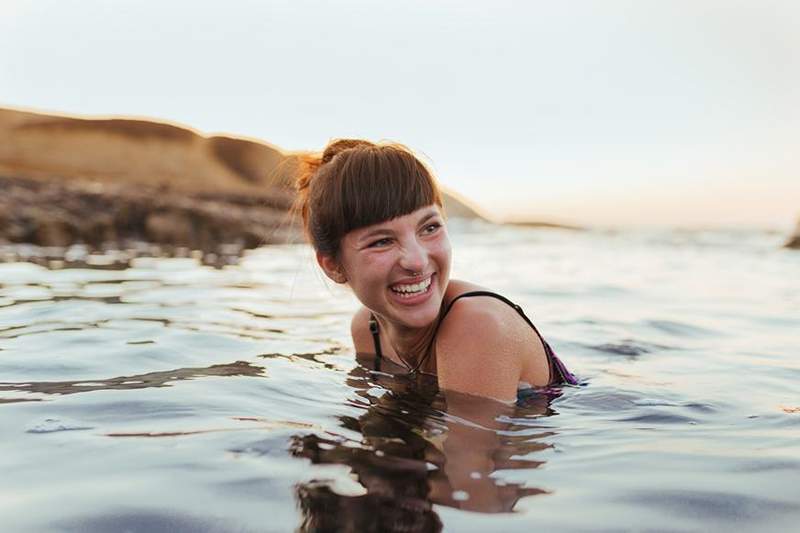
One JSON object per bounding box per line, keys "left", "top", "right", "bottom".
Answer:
{"left": 321, "top": 139, "right": 375, "bottom": 165}
{"left": 295, "top": 139, "right": 374, "bottom": 195}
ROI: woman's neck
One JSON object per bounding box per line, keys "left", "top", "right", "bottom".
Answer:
{"left": 377, "top": 314, "right": 441, "bottom": 371}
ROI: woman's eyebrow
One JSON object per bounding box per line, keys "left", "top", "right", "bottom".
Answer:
{"left": 416, "top": 211, "right": 439, "bottom": 226}
{"left": 357, "top": 227, "right": 393, "bottom": 243}
{"left": 356, "top": 210, "right": 440, "bottom": 244}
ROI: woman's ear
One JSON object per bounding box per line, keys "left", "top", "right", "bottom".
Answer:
{"left": 316, "top": 252, "right": 347, "bottom": 284}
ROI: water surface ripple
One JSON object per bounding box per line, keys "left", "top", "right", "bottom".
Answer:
{"left": 1, "top": 227, "right": 798, "bottom": 532}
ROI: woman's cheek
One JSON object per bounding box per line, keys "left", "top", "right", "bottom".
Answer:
{"left": 363, "top": 253, "right": 394, "bottom": 279}
{"left": 435, "top": 233, "right": 452, "bottom": 258}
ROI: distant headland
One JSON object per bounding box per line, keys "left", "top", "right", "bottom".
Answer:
{"left": 0, "top": 107, "right": 484, "bottom": 254}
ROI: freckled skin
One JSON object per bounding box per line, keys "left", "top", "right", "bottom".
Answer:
{"left": 318, "top": 205, "right": 551, "bottom": 402}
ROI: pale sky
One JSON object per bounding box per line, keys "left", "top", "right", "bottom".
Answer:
{"left": 1, "top": 0, "right": 798, "bottom": 229}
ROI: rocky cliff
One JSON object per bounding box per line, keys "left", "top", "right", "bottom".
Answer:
{"left": 0, "top": 107, "right": 482, "bottom": 253}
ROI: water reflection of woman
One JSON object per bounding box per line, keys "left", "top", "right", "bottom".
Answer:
{"left": 293, "top": 362, "right": 561, "bottom": 531}
{"left": 291, "top": 139, "right": 577, "bottom": 529}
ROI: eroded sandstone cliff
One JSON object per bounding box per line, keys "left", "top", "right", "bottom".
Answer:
{"left": 0, "top": 107, "right": 482, "bottom": 252}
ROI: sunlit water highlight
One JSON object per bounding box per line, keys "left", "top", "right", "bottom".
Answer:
{"left": 1, "top": 222, "right": 798, "bottom": 532}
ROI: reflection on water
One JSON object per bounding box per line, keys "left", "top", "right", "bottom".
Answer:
{"left": 1, "top": 228, "right": 800, "bottom": 532}
{"left": 0, "top": 360, "right": 264, "bottom": 398}
{"left": 292, "top": 362, "right": 562, "bottom": 531}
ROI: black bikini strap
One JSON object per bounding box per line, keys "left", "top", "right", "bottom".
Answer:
{"left": 424, "top": 290, "right": 555, "bottom": 382}
{"left": 439, "top": 290, "right": 544, "bottom": 338}
{"left": 368, "top": 313, "right": 382, "bottom": 371}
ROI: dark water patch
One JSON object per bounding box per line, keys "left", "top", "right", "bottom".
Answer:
{"left": 0, "top": 323, "right": 101, "bottom": 339}
{"left": 683, "top": 402, "right": 718, "bottom": 414}
{"left": 617, "top": 412, "right": 698, "bottom": 425}
{"left": 623, "top": 489, "right": 800, "bottom": 523}
{"left": 646, "top": 319, "right": 720, "bottom": 338}
{"left": 0, "top": 323, "right": 40, "bottom": 336}
{"left": 55, "top": 510, "right": 248, "bottom": 533}
{"left": 0, "top": 397, "right": 42, "bottom": 403}
{"left": 26, "top": 417, "right": 94, "bottom": 433}
{"left": 230, "top": 306, "right": 275, "bottom": 319}
{"left": 630, "top": 400, "right": 720, "bottom": 415}
{"left": 586, "top": 338, "right": 674, "bottom": 357}
{"left": 0, "top": 360, "right": 265, "bottom": 397}
{"left": 592, "top": 342, "right": 651, "bottom": 356}
{"left": 8, "top": 294, "right": 125, "bottom": 305}
{"left": 632, "top": 399, "right": 679, "bottom": 407}
{"left": 733, "top": 459, "right": 800, "bottom": 473}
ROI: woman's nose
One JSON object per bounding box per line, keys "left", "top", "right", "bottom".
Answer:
{"left": 399, "top": 239, "right": 427, "bottom": 273}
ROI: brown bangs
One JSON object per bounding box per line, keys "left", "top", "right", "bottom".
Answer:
{"left": 300, "top": 141, "right": 443, "bottom": 258}
{"left": 335, "top": 146, "right": 440, "bottom": 234}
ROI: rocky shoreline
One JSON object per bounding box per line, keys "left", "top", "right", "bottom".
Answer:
{"left": 0, "top": 174, "right": 296, "bottom": 252}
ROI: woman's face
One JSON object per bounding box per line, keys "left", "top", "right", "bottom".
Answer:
{"left": 331, "top": 204, "right": 451, "bottom": 330}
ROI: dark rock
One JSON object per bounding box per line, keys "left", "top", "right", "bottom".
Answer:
{"left": 145, "top": 211, "right": 194, "bottom": 245}
{"left": 0, "top": 175, "right": 298, "bottom": 253}
{"left": 33, "top": 215, "right": 75, "bottom": 247}
{"left": 786, "top": 219, "right": 800, "bottom": 249}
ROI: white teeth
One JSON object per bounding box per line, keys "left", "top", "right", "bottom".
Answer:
{"left": 391, "top": 276, "right": 431, "bottom": 295}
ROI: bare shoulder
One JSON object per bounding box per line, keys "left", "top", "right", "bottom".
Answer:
{"left": 434, "top": 284, "right": 527, "bottom": 401}
{"left": 350, "top": 306, "right": 374, "bottom": 354}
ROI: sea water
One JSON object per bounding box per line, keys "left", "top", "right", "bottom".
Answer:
{"left": 1, "top": 221, "right": 798, "bottom": 532}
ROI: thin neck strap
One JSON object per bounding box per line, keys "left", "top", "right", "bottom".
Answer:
{"left": 368, "top": 315, "right": 382, "bottom": 371}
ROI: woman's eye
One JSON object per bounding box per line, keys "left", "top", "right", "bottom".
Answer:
{"left": 368, "top": 238, "right": 391, "bottom": 248}
{"left": 422, "top": 223, "right": 441, "bottom": 235}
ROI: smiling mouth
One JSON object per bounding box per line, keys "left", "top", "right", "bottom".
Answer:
{"left": 390, "top": 275, "right": 433, "bottom": 298}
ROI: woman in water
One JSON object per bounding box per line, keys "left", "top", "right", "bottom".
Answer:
{"left": 295, "top": 139, "right": 577, "bottom": 403}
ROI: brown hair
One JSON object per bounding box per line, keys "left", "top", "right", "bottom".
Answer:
{"left": 295, "top": 139, "right": 443, "bottom": 258}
